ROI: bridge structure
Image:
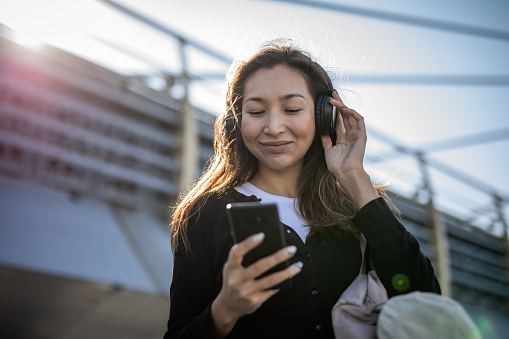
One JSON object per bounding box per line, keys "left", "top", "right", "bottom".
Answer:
{"left": 0, "top": 1, "right": 508, "bottom": 338}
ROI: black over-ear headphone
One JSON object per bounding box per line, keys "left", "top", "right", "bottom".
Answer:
{"left": 315, "top": 94, "right": 337, "bottom": 136}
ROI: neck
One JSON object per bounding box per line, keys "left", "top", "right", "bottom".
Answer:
{"left": 250, "top": 166, "right": 301, "bottom": 198}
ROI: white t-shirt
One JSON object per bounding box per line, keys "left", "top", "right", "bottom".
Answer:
{"left": 235, "top": 182, "right": 309, "bottom": 242}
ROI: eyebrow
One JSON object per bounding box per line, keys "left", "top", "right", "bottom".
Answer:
{"left": 244, "top": 93, "right": 307, "bottom": 103}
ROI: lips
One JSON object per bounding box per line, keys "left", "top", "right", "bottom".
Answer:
{"left": 261, "top": 141, "right": 292, "bottom": 146}
{"left": 260, "top": 140, "right": 292, "bottom": 153}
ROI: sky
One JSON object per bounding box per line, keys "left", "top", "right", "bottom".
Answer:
{"left": 0, "top": 0, "right": 508, "bottom": 235}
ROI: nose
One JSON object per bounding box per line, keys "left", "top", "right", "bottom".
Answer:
{"left": 263, "top": 110, "right": 285, "bottom": 135}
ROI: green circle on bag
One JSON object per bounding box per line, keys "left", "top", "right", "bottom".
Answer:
{"left": 392, "top": 274, "right": 410, "bottom": 292}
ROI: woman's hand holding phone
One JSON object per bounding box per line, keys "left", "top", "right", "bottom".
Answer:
{"left": 211, "top": 233, "right": 303, "bottom": 338}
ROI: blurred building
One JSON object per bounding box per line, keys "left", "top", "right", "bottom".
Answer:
{"left": 0, "top": 17, "right": 508, "bottom": 339}
{"left": 0, "top": 24, "right": 214, "bottom": 338}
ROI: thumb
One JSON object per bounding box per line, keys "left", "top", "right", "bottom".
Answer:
{"left": 321, "top": 134, "right": 332, "bottom": 152}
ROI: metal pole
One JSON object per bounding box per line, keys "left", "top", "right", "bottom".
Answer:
{"left": 268, "top": 0, "right": 509, "bottom": 42}
{"left": 97, "top": 0, "right": 231, "bottom": 64}
{"left": 428, "top": 200, "right": 451, "bottom": 297}
{"left": 177, "top": 39, "right": 199, "bottom": 195}
{"left": 417, "top": 154, "right": 451, "bottom": 296}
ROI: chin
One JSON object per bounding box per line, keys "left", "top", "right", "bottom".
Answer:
{"left": 261, "top": 159, "right": 302, "bottom": 172}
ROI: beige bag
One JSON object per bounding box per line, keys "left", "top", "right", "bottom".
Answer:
{"left": 331, "top": 235, "right": 388, "bottom": 339}
{"left": 377, "top": 292, "right": 481, "bottom": 339}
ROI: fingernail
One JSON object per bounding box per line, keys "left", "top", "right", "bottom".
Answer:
{"left": 294, "top": 261, "right": 303, "bottom": 269}
{"left": 284, "top": 246, "right": 297, "bottom": 256}
{"left": 252, "top": 232, "right": 265, "bottom": 242}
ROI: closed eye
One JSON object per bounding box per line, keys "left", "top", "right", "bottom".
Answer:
{"left": 247, "top": 111, "right": 265, "bottom": 115}
{"left": 285, "top": 109, "right": 302, "bottom": 113}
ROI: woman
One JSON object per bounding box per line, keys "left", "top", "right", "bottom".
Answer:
{"left": 164, "top": 39, "right": 440, "bottom": 339}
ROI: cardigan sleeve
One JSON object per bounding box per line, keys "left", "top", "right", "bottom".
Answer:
{"left": 352, "top": 197, "right": 441, "bottom": 297}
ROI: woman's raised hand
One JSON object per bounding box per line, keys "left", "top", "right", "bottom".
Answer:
{"left": 211, "top": 233, "right": 302, "bottom": 338}
{"left": 320, "top": 91, "right": 379, "bottom": 209}
{"left": 321, "top": 91, "right": 367, "bottom": 178}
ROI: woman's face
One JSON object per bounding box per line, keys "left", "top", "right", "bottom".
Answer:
{"left": 241, "top": 65, "right": 315, "bottom": 174}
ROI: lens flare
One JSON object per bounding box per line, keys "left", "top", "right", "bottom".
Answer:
{"left": 392, "top": 273, "right": 410, "bottom": 292}
{"left": 476, "top": 316, "right": 495, "bottom": 338}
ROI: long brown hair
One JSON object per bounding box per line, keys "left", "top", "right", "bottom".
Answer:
{"left": 171, "top": 39, "right": 387, "bottom": 253}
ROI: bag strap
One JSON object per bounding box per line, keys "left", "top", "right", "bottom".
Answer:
{"left": 359, "top": 234, "right": 376, "bottom": 275}
{"left": 359, "top": 234, "right": 368, "bottom": 275}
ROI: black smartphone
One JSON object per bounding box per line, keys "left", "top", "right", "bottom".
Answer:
{"left": 226, "top": 202, "right": 292, "bottom": 289}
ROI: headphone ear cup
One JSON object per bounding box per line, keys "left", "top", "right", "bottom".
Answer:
{"left": 315, "top": 95, "right": 335, "bottom": 136}
{"left": 315, "top": 95, "right": 325, "bottom": 136}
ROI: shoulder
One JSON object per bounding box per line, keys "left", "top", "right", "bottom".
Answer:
{"left": 198, "top": 189, "right": 252, "bottom": 218}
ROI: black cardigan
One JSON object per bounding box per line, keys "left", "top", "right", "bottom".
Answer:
{"left": 163, "top": 190, "right": 440, "bottom": 339}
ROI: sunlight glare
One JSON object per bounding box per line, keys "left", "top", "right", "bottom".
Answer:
{"left": 11, "top": 30, "right": 43, "bottom": 49}
{"left": 0, "top": 0, "right": 107, "bottom": 49}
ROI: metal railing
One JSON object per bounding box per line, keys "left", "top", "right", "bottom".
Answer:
{"left": 94, "top": 0, "right": 509, "bottom": 240}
